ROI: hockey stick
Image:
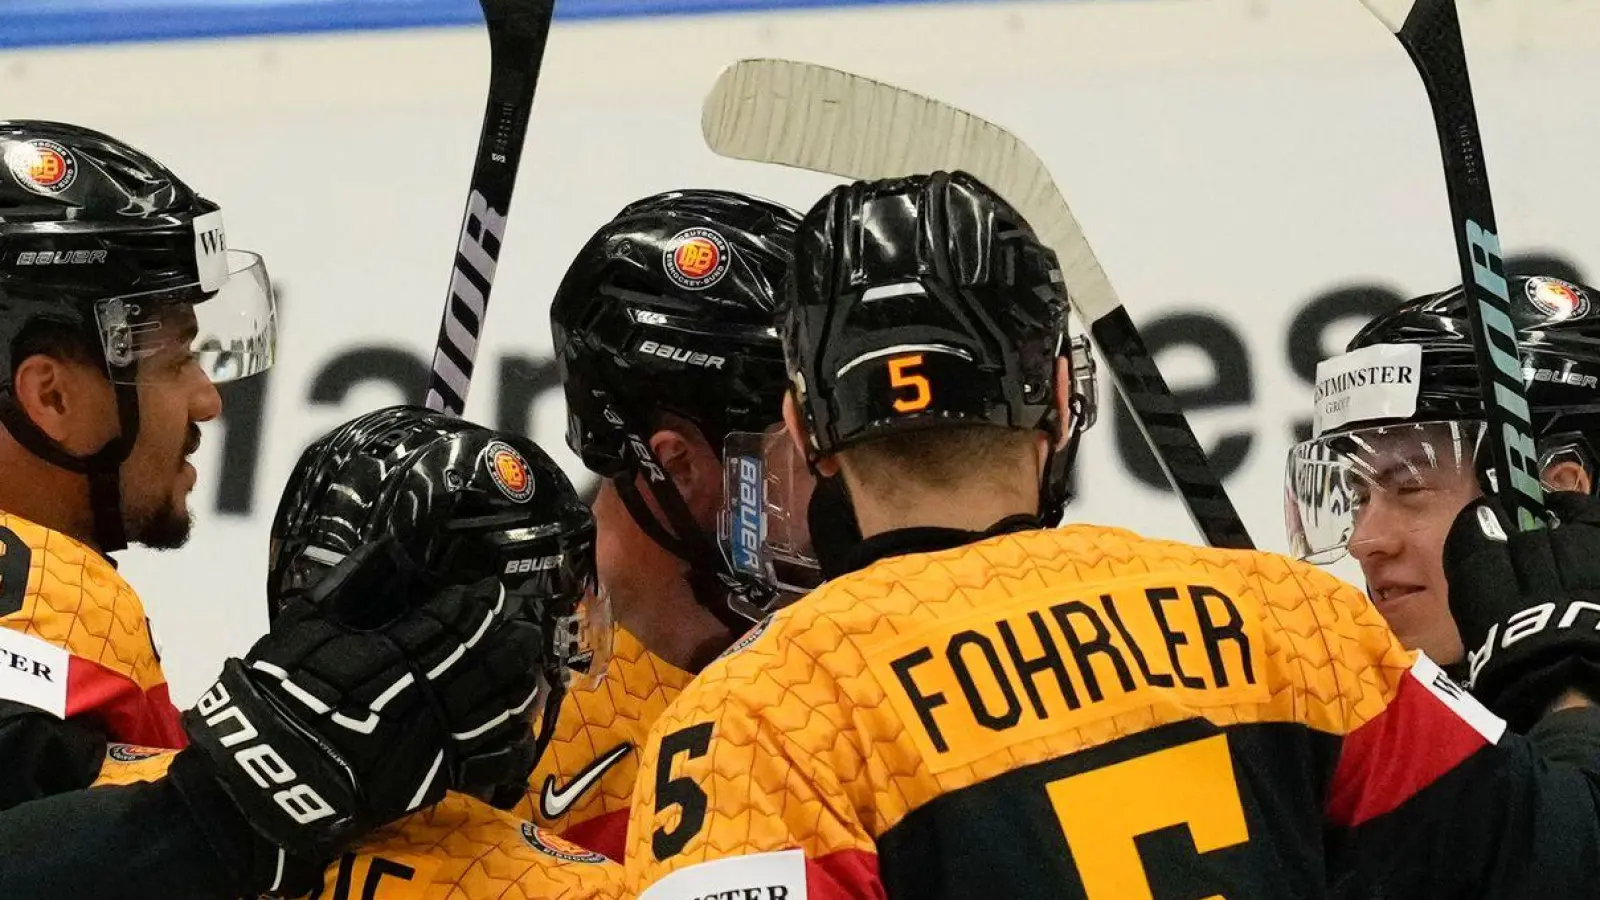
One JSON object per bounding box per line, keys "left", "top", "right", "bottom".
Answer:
{"left": 1359, "top": 0, "right": 1545, "bottom": 531}
{"left": 423, "top": 0, "right": 556, "bottom": 416}
{"left": 701, "top": 58, "right": 1255, "bottom": 549}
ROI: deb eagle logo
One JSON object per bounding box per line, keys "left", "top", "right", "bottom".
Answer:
{"left": 664, "top": 227, "right": 732, "bottom": 291}
{"left": 5, "top": 139, "right": 78, "bottom": 196}
{"left": 1525, "top": 277, "right": 1591, "bottom": 322}
{"left": 519, "top": 823, "right": 608, "bottom": 864}
{"left": 485, "top": 440, "right": 535, "bottom": 502}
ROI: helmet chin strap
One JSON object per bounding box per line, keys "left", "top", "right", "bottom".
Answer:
{"left": 610, "top": 441, "right": 767, "bottom": 637}
{"left": 1038, "top": 393, "right": 1087, "bottom": 528}
{"left": 807, "top": 474, "right": 862, "bottom": 582}
{"left": 0, "top": 379, "right": 140, "bottom": 553}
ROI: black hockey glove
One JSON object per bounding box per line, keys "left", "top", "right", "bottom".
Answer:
{"left": 1443, "top": 491, "right": 1600, "bottom": 732}
{"left": 169, "top": 538, "right": 547, "bottom": 896}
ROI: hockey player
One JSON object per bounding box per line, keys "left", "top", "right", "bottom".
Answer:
{"left": 0, "top": 123, "right": 571, "bottom": 898}
{"left": 1286, "top": 275, "right": 1600, "bottom": 672}
{"left": 90, "top": 406, "right": 621, "bottom": 899}
{"left": 0, "top": 120, "right": 277, "bottom": 804}
{"left": 0, "top": 411, "right": 579, "bottom": 897}
{"left": 624, "top": 172, "right": 1600, "bottom": 899}
{"left": 523, "top": 189, "right": 802, "bottom": 858}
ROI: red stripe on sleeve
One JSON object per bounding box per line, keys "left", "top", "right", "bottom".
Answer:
{"left": 1325, "top": 657, "right": 1498, "bottom": 827}
{"left": 808, "top": 848, "right": 885, "bottom": 900}
{"left": 65, "top": 655, "right": 185, "bottom": 749}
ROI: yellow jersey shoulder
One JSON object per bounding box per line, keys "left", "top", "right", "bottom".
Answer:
{"left": 681, "top": 523, "right": 1413, "bottom": 781}
{"left": 0, "top": 511, "right": 165, "bottom": 691}
{"left": 516, "top": 624, "right": 693, "bottom": 858}
{"left": 343, "top": 793, "right": 619, "bottom": 900}
{"left": 92, "top": 751, "right": 621, "bottom": 899}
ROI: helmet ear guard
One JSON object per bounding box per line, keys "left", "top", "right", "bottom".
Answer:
{"left": 1535, "top": 436, "right": 1599, "bottom": 495}
{"left": 1039, "top": 336, "right": 1099, "bottom": 526}
{"left": 1479, "top": 433, "right": 1600, "bottom": 501}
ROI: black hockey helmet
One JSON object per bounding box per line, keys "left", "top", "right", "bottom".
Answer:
{"left": 782, "top": 171, "right": 1087, "bottom": 524}
{"left": 550, "top": 189, "right": 800, "bottom": 626}
{"left": 552, "top": 189, "right": 797, "bottom": 474}
{"left": 1345, "top": 275, "right": 1600, "bottom": 434}
{"left": 0, "top": 120, "right": 276, "bottom": 551}
{"left": 267, "top": 405, "right": 609, "bottom": 802}
{"left": 1287, "top": 275, "right": 1600, "bottom": 562}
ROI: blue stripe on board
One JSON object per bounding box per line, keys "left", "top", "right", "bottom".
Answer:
{"left": 0, "top": 0, "right": 1028, "bottom": 50}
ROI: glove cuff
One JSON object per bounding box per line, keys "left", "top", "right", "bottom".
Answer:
{"left": 1468, "top": 600, "right": 1600, "bottom": 729}
{"left": 168, "top": 748, "right": 327, "bottom": 897}
{"left": 182, "top": 659, "right": 365, "bottom": 856}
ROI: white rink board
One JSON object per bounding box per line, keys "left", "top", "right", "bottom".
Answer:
{"left": 2, "top": 0, "right": 1596, "bottom": 704}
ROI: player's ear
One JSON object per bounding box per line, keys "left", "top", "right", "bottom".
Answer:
{"left": 12, "top": 351, "right": 115, "bottom": 454}
{"left": 648, "top": 422, "right": 721, "bottom": 521}
{"left": 784, "top": 391, "right": 839, "bottom": 478}
{"left": 1544, "top": 458, "right": 1593, "bottom": 494}
{"left": 1052, "top": 356, "right": 1075, "bottom": 452}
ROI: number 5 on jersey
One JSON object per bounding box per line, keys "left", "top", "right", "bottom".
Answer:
{"left": 889, "top": 354, "right": 931, "bottom": 413}
{"left": 652, "top": 723, "right": 714, "bottom": 860}
{"left": 1049, "top": 734, "right": 1250, "bottom": 900}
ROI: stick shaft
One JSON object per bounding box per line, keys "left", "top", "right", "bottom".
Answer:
{"left": 424, "top": 0, "right": 555, "bottom": 416}
{"left": 1382, "top": 0, "right": 1545, "bottom": 530}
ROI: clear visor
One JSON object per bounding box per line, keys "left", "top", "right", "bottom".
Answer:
{"left": 551, "top": 587, "right": 612, "bottom": 691}
{"left": 1284, "top": 420, "right": 1485, "bottom": 564}
{"left": 94, "top": 249, "right": 276, "bottom": 385}
{"left": 718, "top": 423, "right": 825, "bottom": 599}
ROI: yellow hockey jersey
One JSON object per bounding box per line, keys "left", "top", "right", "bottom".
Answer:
{"left": 516, "top": 625, "right": 694, "bottom": 861}
{"left": 625, "top": 522, "right": 1526, "bottom": 900}
{"left": 95, "top": 746, "right": 622, "bottom": 900}
{"left": 0, "top": 512, "right": 182, "bottom": 748}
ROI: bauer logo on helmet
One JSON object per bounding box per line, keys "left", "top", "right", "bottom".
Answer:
{"left": 484, "top": 441, "right": 535, "bottom": 502}
{"left": 663, "top": 227, "right": 732, "bottom": 291}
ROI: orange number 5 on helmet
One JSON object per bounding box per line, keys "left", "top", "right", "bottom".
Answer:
{"left": 888, "top": 354, "right": 931, "bottom": 413}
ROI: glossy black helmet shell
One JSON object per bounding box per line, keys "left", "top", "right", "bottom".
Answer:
{"left": 267, "top": 405, "right": 595, "bottom": 619}
{"left": 781, "top": 170, "right": 1069, "bottom": 459}
{"left": 0, "top": 120, "right": 225, "bottom": 366}
{"left": 1343, "top": 275, "right": 1600, "bottom": 443}
{"left": 550, "top": 189, "right": 800, "bottom": 476}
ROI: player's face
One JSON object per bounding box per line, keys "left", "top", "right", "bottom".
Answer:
{"left": 119, "top": 306, "right": 222, "bottom": 549}
{"left": 591, "top": 479, "right": 651, "bottom": 606}
{"left": 1344, "top": 432, "right": 1478, "bottom": 665}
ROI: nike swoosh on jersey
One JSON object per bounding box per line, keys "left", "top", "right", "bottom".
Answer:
{"left": 540, "top": 742, "right": 633, "bottom": 820}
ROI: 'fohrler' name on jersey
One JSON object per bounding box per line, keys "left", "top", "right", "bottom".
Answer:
{"left": 871, "top": 577, "right": 1264, "bottom": 770}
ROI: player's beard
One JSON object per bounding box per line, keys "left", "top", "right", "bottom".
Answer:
{"left": 131, "top": 504, "right": 194, "bottom": 551}
{"left": 129, "top": 424, "right": 200, "bottom": 551}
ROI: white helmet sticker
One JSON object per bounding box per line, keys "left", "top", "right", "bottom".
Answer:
{"left": 191, "top": 209, "right": 228, "bottom": 292}
{"left": 1312, "top": 343, "right": 1423, "bottom": 437}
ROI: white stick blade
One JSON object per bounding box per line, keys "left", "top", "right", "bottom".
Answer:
{"left": 1360, "top": 0, "right": 1415, "bottom": 33}
{"left": 702, "top": 57, "right": 1121, "bottom": 323}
